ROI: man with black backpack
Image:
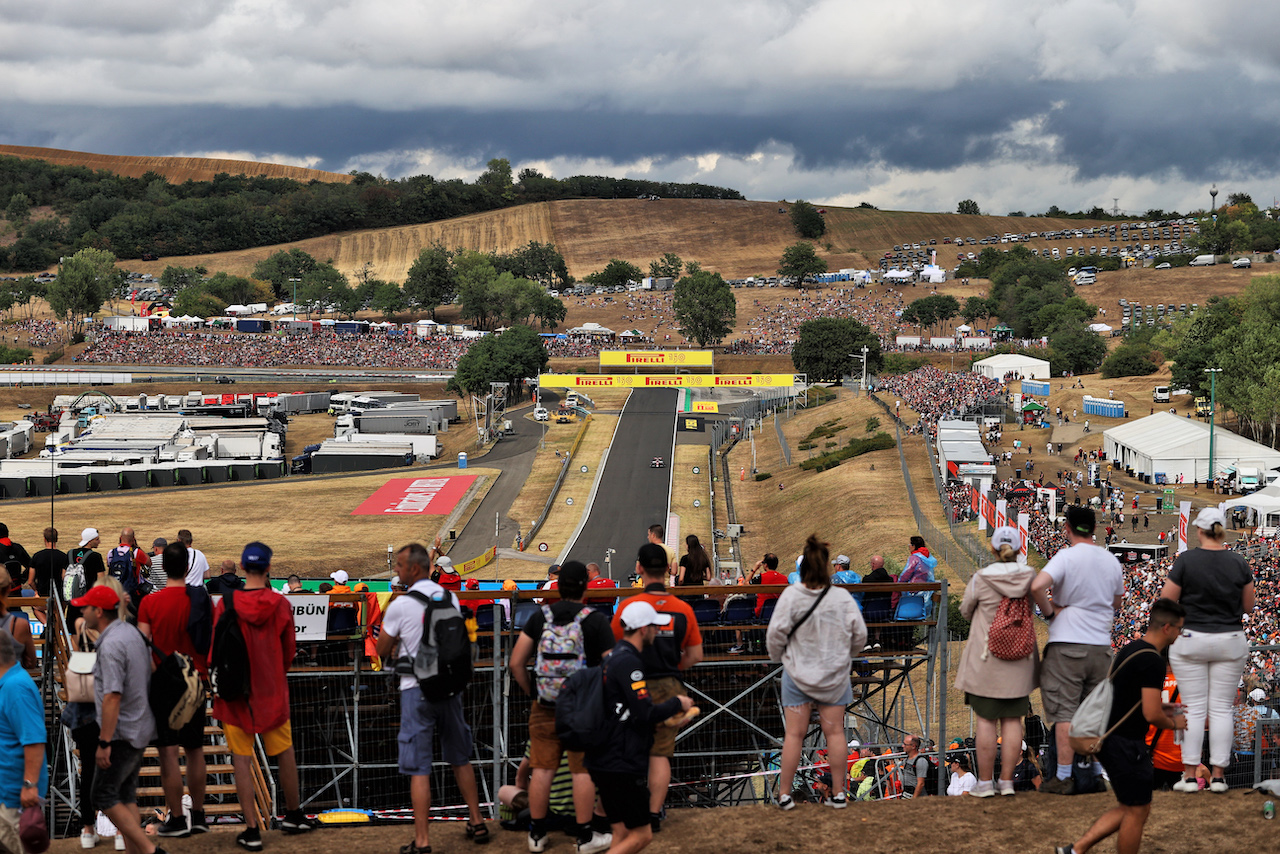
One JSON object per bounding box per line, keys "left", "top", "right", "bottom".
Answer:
{"left": 137, "top": 541, "right": 212, "bottom": 838}
{"left": 0, "top": 523, "right": 31, "bottom": 589}
{"left": 377, "top": 542, "right": 487, "bottom": 854}
{"left": 209, "top": 542, "right": 312, "bottom": 851}
{"left": 65, "top": 528, "right": 105, "bottom": 627}
{"left": 508, "top": 561, "right": 615, "bottom": 854}
{"left": 107, "top": 527, "right": 153, "bottom": 610}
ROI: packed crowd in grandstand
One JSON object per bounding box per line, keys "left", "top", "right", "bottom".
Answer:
{"left": 724, "top": 287, "right": 908, "bottom": 355}
{"left": 875, "top": 366, "right": 1004, "bottom": 430}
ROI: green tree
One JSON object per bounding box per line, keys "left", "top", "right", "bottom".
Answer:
{"left": 297, "top": 264, "right": 348, "bottom": 317}
{"left": 455, "top": 250, "right": 501, "bottom": 328}
{"left": 789, "top": 200, "right": 826, "bottom": 239}
{"left": 5, "top": 193, "right": 32, "bottom": 225}
{"left": 1047, "top": 321, "right": 1107, "bottom": 376}
{"left": 447, "top": 325, "right": 549, "bottom": 396}
{"left": 672, "top": 269, "right": 736, "bottom": 347}
{"left": 648, "top": 252, "right": 683, "bottom": 280}
{"left": 48, "top": 248, "right": 119, "bottom": 336}
{"left": 585, "top": 259, "right": 642, "bottom": 291}
{"left": 790, "top": 317, "right": 883, "bottom": 382}
{"left": 777, "top": 241, "right": 827, "bottom": 285}
{"left": 252, "top": 249, "right": 319, "bottom": 301}
{"left": 532, "top": 292, "right": 567, "bottom": 330}
{"left": 404, "top": 243, "right": 455, "bottom": 320}
{"left": 962, "top": 295, "right": 995, "bottom": 325}
{"left": 957, "top": 199, "right": 981, "bottom": 216}
{"left": 371, "top": 281, "right": 407, "bottom": 318}
{"left": 159, "top": 265, "right": 208, "bottom": 292}
{"left": 477, "top": 158, "right": 515, "bottom": 203}
{"left": 173, "top": 288, "right": 225, "bottom": 319}
{"left": 1101, "top": 341, "right": 1161, "bottom": 378}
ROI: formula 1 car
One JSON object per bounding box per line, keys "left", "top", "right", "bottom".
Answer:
{"left": 651, "top": 456, "right": 665, "bottom": 468}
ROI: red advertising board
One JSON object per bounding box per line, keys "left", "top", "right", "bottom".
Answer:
{"left": 352, "top": 476, "right": 477, "bottom": 516}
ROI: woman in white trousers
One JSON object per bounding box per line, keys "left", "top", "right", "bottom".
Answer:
{"left": 1160, "top": 507, "right": 1254, "bottom": 792}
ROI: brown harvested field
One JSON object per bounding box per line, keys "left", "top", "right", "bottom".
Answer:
{"left": 0, "top": 145, "right": 353, "bottom": 184}
{"left": 670, "top": 444, "right": 713, "bottom": 545}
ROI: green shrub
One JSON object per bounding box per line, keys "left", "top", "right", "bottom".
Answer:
{"left": 865, "top": 416, "right": 880, "bottom": 432}
{"left": 42, "top": 349, "right": 62, "bottom": 365}
{"left": 755, "top": 472, "right": 773, "bottom": 481}
{"left": 799, "top": 431, "right": 895, "bottom": 470}
{"left": 824, "top": 441, "right": 837, "bottom": 448}
{"left": 948, "top": 594, "right": 971, "bottom": 640}
{"left": 798, "top": 441, "right": 815, "bottom": 451}
{"left": 880, "top": 353, "right": 930, "bottom": 375}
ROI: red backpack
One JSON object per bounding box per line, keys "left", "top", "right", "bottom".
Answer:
{"left": 986, "top": 596, "right": 1035, "bottom": 661}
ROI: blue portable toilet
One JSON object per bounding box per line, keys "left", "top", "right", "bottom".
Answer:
{"left": 458, "top": 452, "right": 468, "bottom": 469}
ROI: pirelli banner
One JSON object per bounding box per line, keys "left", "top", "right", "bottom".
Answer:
{"left": 599, "top": 350, "right": 714, "bottom": 368}
{"left": 538, "top": 374, "right": 796, "bottom": 389}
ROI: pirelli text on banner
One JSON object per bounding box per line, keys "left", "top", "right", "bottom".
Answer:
{"left": 598, "top": 350, "right": 714, "bottom": 367}
{"left": 537, "top": 374, "right": 796, "bottom": 389}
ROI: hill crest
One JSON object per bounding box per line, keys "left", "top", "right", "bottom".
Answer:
{"left": 0, "top": 145, "right": 354, "bottom": 184}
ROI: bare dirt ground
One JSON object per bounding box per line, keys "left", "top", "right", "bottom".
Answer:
{"left": 45, "top": 790, "right": 1278, "bottom": 854}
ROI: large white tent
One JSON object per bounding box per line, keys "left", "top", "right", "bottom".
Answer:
{"left": 1104, "top": 412, "right": 1280, "bottom": 483}
{"left": 1222, "top": 484, "right": 1280, "bottom": 531}
{"left": 971, "top": 353, "right": 1051, "bottom": 381}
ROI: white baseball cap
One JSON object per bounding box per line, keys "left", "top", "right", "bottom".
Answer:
{"left": 991, "top": 526, "right": 1022, "bottom": 552}
{"left": 79, "top": 527, "right": 99, "bottom": 547}
{"left": 1192, "top": 507, "right": 1227, "bottom": 531}
{"left": 1250, "top": 688, "right": 1267, "bottom": 703}
{"left": 329, "top": 570, "right": 349, "bottom": 585}
{"left": 834, "top": 554, "right": 851, "bottom": 566}
{"left": 435, "top": 555, "right": 454, "bottom": 571}
{"left": 620, "top": 601, "right": 672, "bottom": 631}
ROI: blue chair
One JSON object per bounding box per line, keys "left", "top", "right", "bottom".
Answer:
{"left": 690, "top": 599, "right": 722, "bottom": 626}
{"left": 722, "top": 597, "right": 757, "bottom": 624}
{"left": 475, "top": 606, "right": 498, "bottom": 632}
{"left": 511, "top": 601, "right": 542, "bottom": 632}
{"left": 894, "top": 592, "right": 931, "bottom": 621}
{"left": 759, "top": 599, "right": 778, "bottom": 624}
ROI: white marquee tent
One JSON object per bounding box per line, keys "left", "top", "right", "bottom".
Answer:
{"left": 971, "top": 353, "right": 1051, "bottom": 381}
{"left": 1104, "top": 412, "right": 1280, "bottom": 483}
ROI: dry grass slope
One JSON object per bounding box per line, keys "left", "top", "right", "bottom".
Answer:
{"left": 0, "top": 145, "right": 353, "bottom": 184}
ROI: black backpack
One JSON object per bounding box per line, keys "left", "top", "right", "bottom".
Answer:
{"left": 209, "top": 588, "right": 252, "bottom": 701}
{"left": 916, "top": 755, "right": 941, "bottom": 796}
{"left": 406, "top": 590, "right": 472, "bottom": 701}
{"left": 185, "top": 585, "right": 213, "bottom": 657}
{"left": 554, "top": 664, "right": 607, "bottom": 753}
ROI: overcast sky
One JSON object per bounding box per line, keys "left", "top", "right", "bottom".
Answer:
{"left": 3, "top": 0, "right": 1278, "bottom": 214}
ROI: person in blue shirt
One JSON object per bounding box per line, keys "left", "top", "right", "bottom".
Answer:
{"left": 0, "top": 626, "right": 46, "bottom": 854}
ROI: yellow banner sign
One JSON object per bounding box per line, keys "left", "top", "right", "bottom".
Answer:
{"left": 539, "top": 374, "right": 795, "bottom": 389}
{"left": 691, "top": 401, "right": 719, "bottom": 413}
{"left": 455, "top": 546, "right": 497, "bottom": 576}
{"left": 599, "top": 350, "right": 714, "bottom": 368}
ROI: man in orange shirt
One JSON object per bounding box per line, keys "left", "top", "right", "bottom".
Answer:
{"left": 611, "top": 543, "right": 704, "bottom": 833}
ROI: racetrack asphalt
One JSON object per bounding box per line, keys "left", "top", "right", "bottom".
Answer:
{"left": 562, "top": 388, "right": 677, "bottom": 580}
{"left": 446, "top": 413, "right": 541, "bottom": 561}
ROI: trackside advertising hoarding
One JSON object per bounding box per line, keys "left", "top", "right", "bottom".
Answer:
{"left": 599, "top": 350, "right": 714, "bottom": 368}
{"left": 352, "top": 476, "right": 476, "bottom": 515}
{"left": 538, "top": 374, "right": 796, "bottom": 389}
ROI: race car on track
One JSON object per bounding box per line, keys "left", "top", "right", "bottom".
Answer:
{"left": 651, "top": 457, "right": 665, "bottom": 468}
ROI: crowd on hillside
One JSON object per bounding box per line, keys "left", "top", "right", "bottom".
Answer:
{"left": 724, "top": 287, "right": 908, "bottom": 355}
{"left": 5, "top": 318, "right": 64, "bottom": 350}
{"left": 76, "top": 330, "right": 476, "bottom": 369}
{"left": 875, "top": 366, "right": 1004, "bottom": 429}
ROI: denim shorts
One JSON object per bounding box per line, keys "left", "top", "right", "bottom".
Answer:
{"left": 781, "top": 670, "right": 853, "bottom": 708}
{"left": 398, "top": 686, "right": 473, "bottom": 774}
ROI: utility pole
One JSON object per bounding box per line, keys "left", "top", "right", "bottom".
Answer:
{"left": 1206, "top": 367, "right": 1222, "bottom": 489}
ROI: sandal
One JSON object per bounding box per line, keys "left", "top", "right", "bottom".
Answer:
{"left": 466, "top": 821, "right": 491, "bottom": 844}
{"left": 399, "top": 843, "right": 431, "bottom": 854}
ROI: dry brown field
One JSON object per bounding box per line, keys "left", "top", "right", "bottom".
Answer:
{"left": 0, "top": 145, "right": 353, "bottom": 184}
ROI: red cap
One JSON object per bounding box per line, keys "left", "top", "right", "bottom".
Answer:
{"left": 71, "top": 585, "right": 120, "bottom": 610}
{"left": 465, "top": 578, "right": 480, "bottom": 590}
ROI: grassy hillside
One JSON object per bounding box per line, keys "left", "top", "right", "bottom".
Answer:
{"left": 0, "top": 145, "right": 354, "bottom": 184}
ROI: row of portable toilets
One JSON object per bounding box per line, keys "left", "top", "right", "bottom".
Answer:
{"left": 0, "top": 459, "right": 289, "bottom": 499}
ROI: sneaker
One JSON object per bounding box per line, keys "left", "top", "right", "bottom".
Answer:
{"left": 236, "top": 828, "right": 263, "bottom": 852}
{"left": 777, "top": 793, "right": 796, "bottom": 811}
{"left": 114, "top": 836, "right": 126, "bottom": 852}
{"left": 1172, "top": 778, "right": 1200, "bottom": 793}
{"left": 190, "top": 809, "right": 209, "bottom": 834}
{"left": 970, "top": 780, "right": 996, "bottom": 798}
{"left": 528, "top": 831, "right": 548, "bottom": 853}
{"left": 825, "top": 792, "right": 848, "bottom": 809}
{"left": 1209, "top": 778, "right": 1229, "bottom": 793}
{"left": 728, "top": 645, "right": 745, "bottom": 655}
{"left": 1041, "top": 776, "right": 1076, "bottom": 796}
{"left": 156, "top": 815, "right": 191, "bottom": 838}
{"left": 80, "top": 832, "right": 100, "bottom": 849}
{"left": 1053, "top": 847, "right": 1074, "bottom": 854}
{"left": 998, "top": 780, "right": 1016, "bottom": 796}
{"left": 281, "top": 810, "right": 314, "bottom": 834}
{"left": 576, "top": 831, "right": 612, "bottom": 854}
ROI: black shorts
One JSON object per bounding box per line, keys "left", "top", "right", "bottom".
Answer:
{"left": 1098, "top": 735, "right": 1153, "bottom": 807}
{"left": 156, "top": 700, "right": 206, "bottom": 749}
{"left": 589, "top": 770, "right": 650, "bottom": 830}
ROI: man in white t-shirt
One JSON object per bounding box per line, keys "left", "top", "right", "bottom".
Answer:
{"left": 1031, "top": 505, "right": 1125, "bottom": 795}
{"left": 177, "top": 529, "right": 210, "bottom": 587}
{"left": 376, "top": 543, "right": 486, "bottom": 852}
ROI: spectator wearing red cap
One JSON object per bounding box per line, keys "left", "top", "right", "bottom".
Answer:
{"left": 73, "top": 583, "right": 165, "bottom": 854}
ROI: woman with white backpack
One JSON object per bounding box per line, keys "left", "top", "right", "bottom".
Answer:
{"left": 954, "top": 527, "right": 1040, "bottom": 797}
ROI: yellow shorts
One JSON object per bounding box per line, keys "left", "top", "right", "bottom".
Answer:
{"left": 223, "top": 721, "right": 293, "bottom": 757}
